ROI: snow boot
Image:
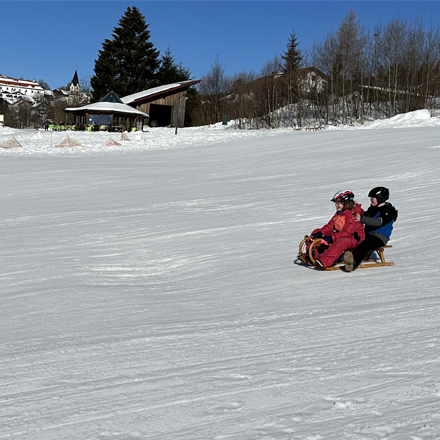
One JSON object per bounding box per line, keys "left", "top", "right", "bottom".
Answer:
{"left": 344, "top": 251, "right": 355, "bottom": 272}
{"left": 315, "top": 259, "right": 325, "bottom": 269}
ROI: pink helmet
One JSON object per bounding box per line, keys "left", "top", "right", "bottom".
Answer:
{"left": 331, "top": 190, "right": 354, "bottom": 203}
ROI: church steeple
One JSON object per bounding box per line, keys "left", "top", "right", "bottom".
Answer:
{"left": 70, "top": 70, "right": 79, "bottom": 94}
{"left": 69, "top": 70, "right": 80, "bottom": 103}
{"left": 71, "top": 70, "right": 79, "bottom": 87}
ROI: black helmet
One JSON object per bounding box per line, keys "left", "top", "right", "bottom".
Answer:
{"left": 331, "top": 190, "right": 354, "bottom": 203}
{"left": 368, "top": 187, "right": 389, "bottom": 203}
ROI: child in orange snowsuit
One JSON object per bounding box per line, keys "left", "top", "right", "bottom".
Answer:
{"left": 309, "top": 190, "right": 365, "bottom": 268}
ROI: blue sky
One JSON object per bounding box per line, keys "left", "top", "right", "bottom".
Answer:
{"left": 2, "top": 1, "right": 440, "bottom": 90}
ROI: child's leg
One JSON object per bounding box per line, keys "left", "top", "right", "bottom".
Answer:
{"left": 319, "top": 237, "right": 358, "bottom": 267}
{"left": 351, "top": 234, "right": 385, "bottom": 267}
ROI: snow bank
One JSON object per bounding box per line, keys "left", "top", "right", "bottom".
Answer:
{"left": 365, "top": 109, "right": 440, "bottom": 129}
{"left": 0, "top": 126, "right": 278, "bottom": 157}
{"left": 2, "top": 110, "right": 440, "bottom": 157}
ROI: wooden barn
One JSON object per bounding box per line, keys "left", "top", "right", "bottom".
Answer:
{"left": 121, "top": 80, "right": 200, "bottom": 128}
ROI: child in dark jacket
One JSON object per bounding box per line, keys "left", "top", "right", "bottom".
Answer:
{"left": 309, "top": 190, "right": 365, "bottom": 268}
{"left": 344, "top": 187, "right": 398, "bottom": 271}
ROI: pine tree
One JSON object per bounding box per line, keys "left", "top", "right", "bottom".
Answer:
{"left": 281, "top": 30, "right": 303, "bottom": 108}
{"left": 281, "top": 30, "right": 303, "bottom": 73}
{"left": 91, "top": 7, "right": 160, "bottom": 101}
{"left": 156, "top": 48, "right": 192, "bottom": 85}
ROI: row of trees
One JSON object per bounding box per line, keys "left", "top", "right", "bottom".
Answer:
{"left": 311, "top": 10, "right": 440, "bottom": 125}
{"left": 197, "top": 10, "right": 440, "bottom": 128}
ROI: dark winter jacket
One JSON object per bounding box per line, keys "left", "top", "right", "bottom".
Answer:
{"left": 360, "top": 202, "right": 398, "bottom": 245}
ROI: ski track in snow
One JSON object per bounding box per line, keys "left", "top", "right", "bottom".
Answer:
{"left": 1, "top": 112, "right": 440, "bottom": 439}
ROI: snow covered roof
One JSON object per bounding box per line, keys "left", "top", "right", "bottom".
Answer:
{"left": 53, "top": 89, "right": 70, "bottom": 96}
{"left": 64, "top": 101, "right": 149, "bottom": 118}
{"left": 0, "top": 74, "right": 44, "bottom": 91}
{"left": 121, "top": 80, "right": 200, "bottom": 104}
{"left": 100, "top": 91, "right": 124, "bottom": 104}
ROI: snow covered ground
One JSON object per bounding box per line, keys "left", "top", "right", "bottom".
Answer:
{"left": 1, "top": 110, "right": 440, "bottom": 439}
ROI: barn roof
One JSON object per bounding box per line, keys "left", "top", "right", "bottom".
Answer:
{"left": 121, "top": 80, "right": 200, "bottom": 105}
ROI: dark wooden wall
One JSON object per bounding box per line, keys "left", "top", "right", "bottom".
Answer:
{"left": 133, "top": 90, "right": 188, "bottom": 127}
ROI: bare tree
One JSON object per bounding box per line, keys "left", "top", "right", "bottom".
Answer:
{"left": 257, "top": 55, "right": 283, "bottom": 127}
{"left": 376, "top": 19, "right": 408, "bottom": 116}
{"left": 229, "top": 71, "right": 257, "bottom": 128}
{"left": 419, "top": 25, "right": 440, "bottom": 113}
{"left": 312, "top": 32, "right": 342, "bottom": 124}
{"left": 336, "top": 9, "right": 366, "bottom": 123}
{"left": 79, "top": 76, "right": 93, "bottom": 103}
{"left": 47, "top": 100, "right": 70, "bottom": 125}
{"left": 198, "top": 55, "right": 231, "bottom": 124}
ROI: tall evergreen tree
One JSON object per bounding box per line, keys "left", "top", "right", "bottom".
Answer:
{"left": 156, "top": 48, "right": 192, "bottom": 85}
{"left": 281, "top": 30, "right": 303, "bottom": 109}
{"left": 281, "top": 30, "right": 303, "bottom": 73}
{"left": 91, "top": 7, "right": 160, "bottom": 101}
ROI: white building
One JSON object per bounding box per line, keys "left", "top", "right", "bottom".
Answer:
{"left": 298, "top": 67, "right": 328, "bottom": 94}
{"left": 0, "top": 75, "right": 44, "bottom": 103}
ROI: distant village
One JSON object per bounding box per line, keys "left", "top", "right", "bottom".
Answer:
{"left": 0, "top": 71, "right": 89, "bottom": 128}
{"left": 0, "top": 71, "right": 202, "bottom": 131}
{"left": 0, "top": 71, "right": 82, "bottom": 105}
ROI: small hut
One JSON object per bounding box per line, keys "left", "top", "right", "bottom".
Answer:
{"left": 64, "top": 92, "right": 149, "bottom": 131}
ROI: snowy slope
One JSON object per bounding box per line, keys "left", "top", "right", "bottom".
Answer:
{"left": 1, "top": 112, "right": 440, "bottom": 439}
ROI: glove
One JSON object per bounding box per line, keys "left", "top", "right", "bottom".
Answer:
{"left": 311, "top": 231, "right": 322, "bottom": 239}
{"left": 321, "top": 235, "right": 333, "bottom": 246}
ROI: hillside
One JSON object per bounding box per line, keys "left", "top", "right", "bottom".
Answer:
{"left": 1, "top": 111, "right": 440, "bottom": 439}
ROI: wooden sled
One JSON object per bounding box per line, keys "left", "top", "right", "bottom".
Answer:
{"left": 297, "top": 235, "right": 394, "bottom": 271}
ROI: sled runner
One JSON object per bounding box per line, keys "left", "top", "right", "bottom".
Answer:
{"left": 297, "top": 235, "right": 394, "bottom": 271}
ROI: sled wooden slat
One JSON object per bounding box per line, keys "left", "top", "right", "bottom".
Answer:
{"left": 297, "top": 236, "right": 394, "bottom": 270}
{"left": 358, "top": 261, "right": 394, "bottom": 269}
{"left": 322, "top": 261, "right": 394, "bottom": 271}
